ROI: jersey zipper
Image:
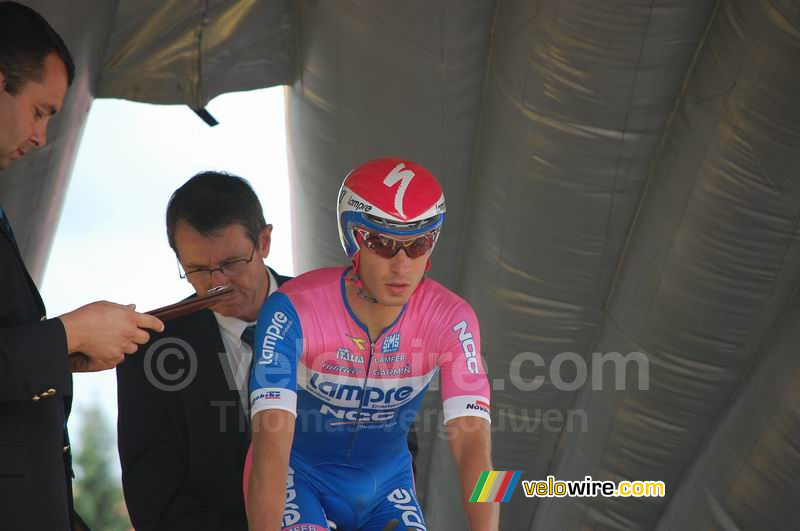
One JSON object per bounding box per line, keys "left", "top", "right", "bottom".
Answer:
{"left": 346, "top": 340, "right": 376, "bottom": 457}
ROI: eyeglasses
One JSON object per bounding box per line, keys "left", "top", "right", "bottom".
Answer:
{"left": 355, "top": 227, "right": 439, "bottom": 259}
{"left": 179, "top": 244, "right": 257, "bottom": 280}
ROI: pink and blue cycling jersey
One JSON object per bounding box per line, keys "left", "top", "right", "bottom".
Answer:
{"left": 247, "top": 267, "right": 490, "bottom": 530}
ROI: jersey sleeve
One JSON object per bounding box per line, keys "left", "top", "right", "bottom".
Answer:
{"left": 438, "top": 302, "right": 491, "bottom": 424}
{"left": 249, "top": 291, "right": 303, "bottom": 418}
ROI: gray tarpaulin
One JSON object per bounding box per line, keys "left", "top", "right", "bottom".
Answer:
{"left": 3, "top": 1, "right": 800, "bottom": 529}
{"left": 1, "top": 0, "right": 292, "bottom": 278}
{"left": 96, "top": 0, "right": 292, "bottom": 107}
{"left": 0, "top": 0, "right": 117, "bottom": 280}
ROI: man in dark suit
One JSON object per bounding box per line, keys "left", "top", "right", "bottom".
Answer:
{"left": 117, "top": 171, "right": 291, "bottom": 530}
{"left": 0, "top": 3, "right": 164, "bottom": 529}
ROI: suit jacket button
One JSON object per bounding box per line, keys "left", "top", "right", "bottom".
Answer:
{"left": 32, "top": 395, "right": 41, "bottom": 401}
{"left": 46, "top": 388, "right": 56, "bottom": 397}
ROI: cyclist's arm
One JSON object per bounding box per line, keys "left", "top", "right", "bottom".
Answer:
{"left": 448, "top": 416, "right": 498, "bottom": 531}
{"left": 246, "top": 293, "right": 303, "bottom": 530}
{"left": 438, "top": 302, "right": 497, "bottom": 530}
{"left": 248, "top": 409, "right": 294, "bottom": 530}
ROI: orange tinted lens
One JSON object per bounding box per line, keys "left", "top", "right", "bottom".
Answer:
{"left": 364, "top": 233, "right": 398, "bottom": 258}
{"left": 361, "top": 230, "right": 436, "bottom": 258}
{"left": 404, "top": 235, "right": 434, "bottom": 258}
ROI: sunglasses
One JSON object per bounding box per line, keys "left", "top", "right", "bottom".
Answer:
{"left": 355, "top": 227, "right": 439, "bottom": 259}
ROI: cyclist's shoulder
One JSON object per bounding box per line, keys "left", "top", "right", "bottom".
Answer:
{"left": 279, "top": 266, "right": 347, "bottom": 296}
{"left": 410, "top": 276, "right": 474, "bottom": 316}
{"left": 269, "top": 267, "right": 348, "bottom": 320}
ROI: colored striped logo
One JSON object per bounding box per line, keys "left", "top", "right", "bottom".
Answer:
{"left": 469, "top": 471, "right": 522, "bottom": 502}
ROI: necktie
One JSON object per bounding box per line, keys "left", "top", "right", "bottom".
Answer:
{"left": 0, "top": 204, "right": 16, "bottom": 244}
{"left": 241, "top": 325, "right": 257, "bottom": 350}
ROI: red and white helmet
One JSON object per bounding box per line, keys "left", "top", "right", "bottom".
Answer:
{"left": 337, "top": 157, "right": 446, "bottom": 259}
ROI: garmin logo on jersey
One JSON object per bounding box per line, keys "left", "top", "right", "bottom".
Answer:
{"left": 466, "top": 400, "right": 490, "bottom": 414}
{"left": 261, "top": 311, "right": 289, "bottom": 365}
{"left": 320, "top": 404, "right": 396, "bottom": 425}
{"left": 387, "top": 488, "right": 425, "bottom": 529}
{"left": 347, "top": 196, "right": 372, "bottom": 212}
{"left": 308, "top": 373, "right": 413, "bottom": 407}
{"left": 373, "top": 365, "right": 411, "bottom": 377}
{"left": 453, "top": 320, "right": 479, "bottom": 374}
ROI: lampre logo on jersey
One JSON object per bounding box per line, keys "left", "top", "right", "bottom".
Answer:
{"left": 282, "top": 466, "right": 301, "bottom": 528}
{"left": 261, "top": 311, "right": 291, "bottom": 365}
{"left": 306, "top": 373, "right": 414, "bottom": 409}
{"left": 387, "top": 488, "right": 426, "bottom": 530}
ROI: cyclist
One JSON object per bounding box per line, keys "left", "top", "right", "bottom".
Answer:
{"left": 246, "top": 158, "right": 497, "bottom": 530}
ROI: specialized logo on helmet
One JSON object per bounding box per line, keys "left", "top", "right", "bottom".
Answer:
{"left": 383, "top": 163, "right": 416, "bottom": 219}
{"left": 337, "top": 158, "right": 446, "bottom": 259}
{"left": 341, "top": 159, "right": 444, "bottom": 222}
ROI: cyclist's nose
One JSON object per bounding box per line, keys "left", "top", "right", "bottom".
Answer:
{"left": 389, "top": 248, "right": 412, "bottom": 271}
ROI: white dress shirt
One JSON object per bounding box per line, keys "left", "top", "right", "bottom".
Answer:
{"left": 213, "top": 268, "right": 278, "bottom": 412}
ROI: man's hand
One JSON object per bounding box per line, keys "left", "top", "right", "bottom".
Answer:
{"left": 59, "top": 301, "right": 164, "bottom": 372}
{"left": 68, "top": 352, "right": 108, "bottom": 373}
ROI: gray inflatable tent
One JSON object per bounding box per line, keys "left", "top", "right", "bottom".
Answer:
{"left": 2, "top": 1, "right": 799, "bottom": 529}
